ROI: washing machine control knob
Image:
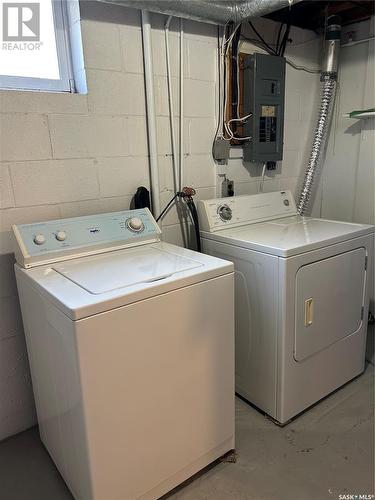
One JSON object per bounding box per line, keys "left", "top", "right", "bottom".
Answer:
{"left": 56, "top": 231, "right": 66, "bottom": 241}
{"left": 34, "top": 234, "right": 46, "bottom": 245}
{"left": 218, "top": 204, "right": 232, "bottom": 222}
{"left": 127, "top": 217, "right": 144, "bottom": 232}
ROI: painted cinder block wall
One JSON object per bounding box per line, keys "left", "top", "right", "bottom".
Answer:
{"left": 0, "top": 1, "right": 322, "bottom": 440}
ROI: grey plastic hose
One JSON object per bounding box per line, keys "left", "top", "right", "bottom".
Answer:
{"left": 297, "top": 76, "right": 337, "bottom": 215}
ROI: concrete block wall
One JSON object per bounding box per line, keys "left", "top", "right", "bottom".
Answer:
{"left": 0, "top": 1, "right": 321, "bottom": 440}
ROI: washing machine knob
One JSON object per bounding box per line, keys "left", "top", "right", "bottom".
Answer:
{"left": 34, "top": 234, "right": 46, "bottom": 245}
{"left": 127, "top": 217, "right": 144, "bottom": 232}
{"left": 218, "top": 204, "right": 232, "bottom": 222}
{"left": 56, "top": 231, "right": 66, "bottom": 241}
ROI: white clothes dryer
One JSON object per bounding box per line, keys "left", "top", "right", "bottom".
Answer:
{"left": 198, "top": 191, "right": 374, "bottom": 424}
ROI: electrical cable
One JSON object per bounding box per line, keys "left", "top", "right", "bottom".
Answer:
{"left": 236, "top": 47, "right": 241, "bottom": 119}
{"left": 280, "top": 23, "right": 291, "bottom": 56}
{"left": 285, "top": 58, "right": 321, "bottom": 74}
{"left": 222, "top": 25, "right": 231, "bottom": 140}
{"left": 240, "top": 35, "right": 275, "bottom": 55}
{"left": 231, "top": 24, "right": 241, "bottom": 127}
{"left": 222, "top": 23, "right": 253, "bottom": 142}
{"left": 224, "top": 114, "right": 252, "bottom": 140}
{"left": 248, "top": 21, "right": 277, "bottom": 55}
{"left": 212, "top": 26, "right": 224, "bottom": 156}
{"left": 276, "top": 23, "right": 284, "bottom": 55}
{"left": 240, "top": 36, "right": 321, "bottom": 74}
{"left": 214, "top": 22, "right": 233, "bottom": 143}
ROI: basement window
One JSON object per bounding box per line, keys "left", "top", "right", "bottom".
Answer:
{"left": 0, "top": 0, "right": 87, "bottom": 93}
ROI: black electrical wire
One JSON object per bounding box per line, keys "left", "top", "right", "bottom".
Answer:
{"left": 276, "top": 23, "right": 284, "bottom": 55}
{"left": 280, "top": 22, "right": 291, "bottom": 56}
{"left": 240, "top": 35, "right": 275, "bottom": 56}
{"left": 248, "top": 21, "right": 277, "bottom": 55}
{"left": 246, "top": 19, "right": 290, "bottom": 57}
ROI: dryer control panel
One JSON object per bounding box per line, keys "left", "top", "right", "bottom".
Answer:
{"left": 197, "top": 191, "right": 297, "bottom": 232}
{"left": 13, "top": 208, "right": 161, "bottom": 268}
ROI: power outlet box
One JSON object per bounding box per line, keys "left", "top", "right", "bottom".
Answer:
{"left": 213, "top": 137, "right": 230, "bottom": 164}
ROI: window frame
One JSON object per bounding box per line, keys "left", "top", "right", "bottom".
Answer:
{"left": 0, "top": 0, "right": 74, "bottom": 93}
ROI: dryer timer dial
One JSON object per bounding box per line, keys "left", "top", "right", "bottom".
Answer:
{"left": 218, "top": 204, "right": 232, "bottom": 222}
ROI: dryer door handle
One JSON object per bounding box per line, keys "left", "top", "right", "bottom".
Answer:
{"left": 304, "top": 298, "right": 313, "bottom": 327}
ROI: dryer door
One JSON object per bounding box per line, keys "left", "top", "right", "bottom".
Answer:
{"left": 294, "top": 247, "right": 366, "bottom": 362}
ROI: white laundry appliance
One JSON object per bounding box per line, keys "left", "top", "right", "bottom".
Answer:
{"left": 13, "top": 208, "right": 235, "bottom": 500}
{"left": 198, "top": 191, "right": 374, "bottom": 424}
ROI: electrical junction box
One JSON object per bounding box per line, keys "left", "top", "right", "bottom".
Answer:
{"left": 243, "top": 53, "right": 286, "bottom": 163}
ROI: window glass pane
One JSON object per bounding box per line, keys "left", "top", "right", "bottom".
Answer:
{"left": 0, "top": 0, "right": 60, "bottom": 80}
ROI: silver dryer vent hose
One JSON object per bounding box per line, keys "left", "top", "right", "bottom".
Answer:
{"left": 297, "top": 76, "right": 337, "bottom": 216}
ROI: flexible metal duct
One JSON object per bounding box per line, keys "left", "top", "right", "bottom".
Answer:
{"left": 297, "top": 18, "right": 341, "bottom": 216}
{"left": 297, "top": 78, "right": 337, "bottom": 215}
{"left": 96, "top": 0, "right": 302, "bottom": 25}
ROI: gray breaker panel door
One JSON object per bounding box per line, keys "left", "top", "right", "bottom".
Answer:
{"left": 294, "top": 247, "right": 366, "bottom": 362}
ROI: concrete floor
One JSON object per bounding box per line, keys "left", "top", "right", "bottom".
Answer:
{"left": 0, "top": 330, "right": 374, "bottom": 500}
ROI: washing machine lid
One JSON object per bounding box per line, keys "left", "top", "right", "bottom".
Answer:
{"left": 52, "top": 246, "right": 202, "bottom": 294}
{"left": 16, "top": 242, "right": 233, "bottom": 320}
{"left": 201, "top": 216, "right": 374, "bottom": 257}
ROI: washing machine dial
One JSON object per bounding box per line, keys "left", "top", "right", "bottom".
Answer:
{"left": 218, "top": 204, "right": 232, "bottom": 222}
{"left": 55, "top": 231, "right": 66, "bottom": 242}
{"left": 126, "top": 217, "right": 144, "bottom": 233}
{"left": 33, "top": 234, "right": 46, "bottom": 245}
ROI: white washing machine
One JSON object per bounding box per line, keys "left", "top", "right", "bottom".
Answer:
{"left": 13, "top": 208, "right": 235, "bottom": 500}
{"left": 198, "top": 191, "right": 374, "bottom": 424}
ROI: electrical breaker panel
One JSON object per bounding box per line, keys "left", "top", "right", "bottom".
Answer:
{"left": 243, "top": 53, "right": 286, "bottom": 163}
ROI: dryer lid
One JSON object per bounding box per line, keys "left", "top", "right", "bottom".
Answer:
{"left": 52, "top": 246, "right": 202, "bottom": 294}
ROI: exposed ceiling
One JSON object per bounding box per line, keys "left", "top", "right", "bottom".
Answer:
{"left": 264, "top": 0, "right": 374, "bottom": 32}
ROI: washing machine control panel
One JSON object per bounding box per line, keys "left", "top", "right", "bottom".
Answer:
{"left": 13, "top": 208, "right": 161, "bottom": 268}
{"left": 197, "top": 191, "right": 297, "bottom": 232}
